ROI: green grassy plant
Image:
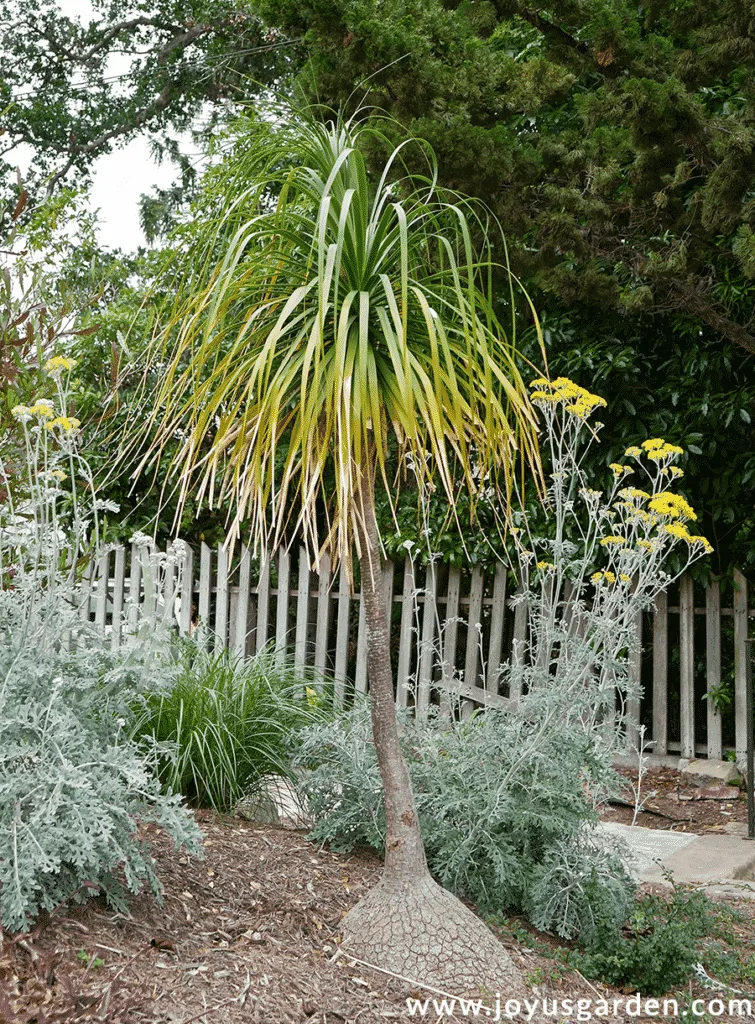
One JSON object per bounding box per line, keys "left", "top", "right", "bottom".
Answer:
{"left": 132, "top": 642, "right": 328, "bottom": 812}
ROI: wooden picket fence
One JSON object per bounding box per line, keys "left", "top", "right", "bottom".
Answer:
{"left": 82, "top": 541, "right": 754, "bottom": 760}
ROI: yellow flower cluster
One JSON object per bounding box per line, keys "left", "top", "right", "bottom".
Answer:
{"left": 617, "top": 487, "right": 651, "bottom": 501}
{"left": 609, "top": 463, "right": 633, "bottom": 475}
{"left": 625, "top": 438, "right": 684, "bottom": 461}
{"left": 44, "top": 355, "right": 77, "bottom": 376}
{"left": 530, "top": 377, "right": 607, "bottom": 418}
{"left": 11, "top": 401, "right": 56, "bottom": 421}
{"left": 591, "top": 570, "right": 617, "bottom": 584}
{"left": 599, "top": 535, "right": 625, "bottom": 546}
{"left": 536, "top": 560, "right": 555, "bottom": 571}
{"left": 642, "top": 438, "right": 684, "bottom": 460}
{"left": 661, "top": 523, "right": 713, "bottom": 553}
{"left": 44, "top": 416, "right": 81, "bottom": 434}
{"left": 647, "top": 493, "right": 697, "bottom": 522}
{"left": 636, "top": 539, "right": 656, "bottom": 552}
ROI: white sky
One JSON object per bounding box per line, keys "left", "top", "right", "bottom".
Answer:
{"left": 45, "top": 0, "right": 195, "bottom": 252}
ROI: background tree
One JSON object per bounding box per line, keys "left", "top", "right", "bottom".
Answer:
{"left": 5, "top": 0, "right": 753, "bottom": 568}
{"left": 253, "top": 0, "right": 755, "bottom": 572}
{"left": 0, "top": 0, "right": 301, "bottom": 233}
{"left": 137, "top": 108, "right": 541, "bottom": 992}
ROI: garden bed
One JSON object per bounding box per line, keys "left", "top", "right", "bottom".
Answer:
{"left": 0, "top": 816, "right": 630, "bottom": 1023}
{"left": 4, "top": 815, "right": 755, "bottom": 1023}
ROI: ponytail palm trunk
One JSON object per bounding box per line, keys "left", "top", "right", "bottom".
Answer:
{"left": 139, "top": 109, "right": 541, "bottom": 995}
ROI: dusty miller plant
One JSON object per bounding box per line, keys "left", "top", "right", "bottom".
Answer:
{"left": 297, "top": 377, "right": 713, "bottom": 940}
{"left": 0, "top": 361, "right": 200, "bottom": 933}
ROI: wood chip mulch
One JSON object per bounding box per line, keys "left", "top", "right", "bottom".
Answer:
{"left": 2, "top": 814, "right": 591, "bottom": 1024}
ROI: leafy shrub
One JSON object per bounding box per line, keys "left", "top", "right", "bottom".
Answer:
{"left": 576, "top": 886, "right": 715, "bottom": 996}
{"left": 296, "top": 699, "right": 634, "bottom": 940}
{"left": 132, "top": 643, "right": 329, "bottom": 812}
{"left": 0, "top": 645, "right": 201, "bottom": 934}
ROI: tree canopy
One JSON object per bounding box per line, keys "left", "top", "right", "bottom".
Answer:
{"left": 2, "top": 0, "right": 753, "bottom": 570}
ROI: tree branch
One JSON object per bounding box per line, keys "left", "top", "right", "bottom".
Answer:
{"left": 42, "top": 23, "right": 213, "bottom": 194}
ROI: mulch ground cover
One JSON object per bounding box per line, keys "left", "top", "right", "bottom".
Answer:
{"left": 1, "top": 814, "right": 605, "bottom": 1024}
{"left": 3, "top": 765, "right": 755, "bottom": 1024}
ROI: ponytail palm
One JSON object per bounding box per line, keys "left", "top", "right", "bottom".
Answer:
{"left": 141, "top": 109, "right": 541, "bottom": 995}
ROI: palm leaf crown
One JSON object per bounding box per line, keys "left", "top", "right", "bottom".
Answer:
{"left": 141, "top": 109, "right": 541, "bottom": 564}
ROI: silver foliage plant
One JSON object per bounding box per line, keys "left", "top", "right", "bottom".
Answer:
{"left": 0, "top": 361, "right": 200, "bottom": 933}
{"left": 298, "top": 377, "right": 713, "bottom": 940}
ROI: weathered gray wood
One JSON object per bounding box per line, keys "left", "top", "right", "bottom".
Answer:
{"left": 486, "top": 561, "right": 507, "bottom": 691}
{"left": 462, "top": 568, "right": 484, "bottom": 716}
{"left": 235, "top": 545, "right": 252, "bottom": 657}
{"left": 734, "top": 568, "right": 749, "bottom": 759}
{"left": 396, "top": 557, "right": 416, "bottom": 708}
{"left": 255, "top": 550, "right": 271, "bottom": 653}
{"left": 79, "top": 557, "right": 94, "bottom": 623}
{"left": 333, "top": 562, "right": 351, "bottom": 707}
{"left": 197, "top": 542, "right": 212, "bottom": 641}
{"left": 127, "top": 543, "right": 142, "bottom": 632}
{"left": 110, "top": 545, "right": 126, "bottom": 648}
{"left": 141, "top": 547, "right": 155, "bottom": 623}
{"left": 228, "top": 588, "right": 239, "bottom": 652}
{"left": 416, "top": 565, "right": 437, "bottom": 718}
{"left": 354, "top": 585, "right": 368, "bottom": 694}
{"left": 178, "top": 544, "right": 193, "bottom": 636}
{"left": 440, "top": 566, "right": 462, "bottom": 711}
{"left": 162, "top": 559, "right": 177, "bottom": 628}
{"left": 214, "top": 543, "right": 229, "bottom": 651}
{"left": 705, "top": 580, "right": 723, "bottom": 760}
{"left": 275, "top": 548, "right": 290, "bottom": 664}
{"left": 510, "top": 581, "right": 527, "bottom": 700}
{"left": 294, "top": 547, "right": 310, "bottom": 671}
{"left": 679, "top": 574, "right": 695, "bottom": 760}
{"left": 652, "top": 590, "right": 669, "bottom": 756}
{"left": 314, "top": 552, "right": 332, "bottom": 674}
{"left": 94, "top": 550, "right": 109, "bottom": 629}
{"left": 626, "top": 609, "right": 642, "bottom": 752}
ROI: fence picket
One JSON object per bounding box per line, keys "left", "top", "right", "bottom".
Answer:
{"left": 294, "top": 548, "right": 310, "bottom": 671}
{"left": 705, "top": 580, "right": 722, "bottom": 760}
{"left": 333, "top": 562, "right": 351, "bottom": 707}
{"left": 734, "top": 569, "right": 749, "bottom": 760}
{"left": 354, "top": 588, "right": 368, "bottom": 694}
{"left": 111, "top": 545, "right": 126, "bottom": 649}
{"left": 127, "top": 543, "right": 142, "bottom": 632}
{"left": 235, "top": 545, "right": 252, "bottom": 658}
{"left": 197, "top": 542, "right": 212, "bottom": 640}
{"left": 275, "top": 548, "right": 290, "bottom": 664}
{"left": 95, "top": 550, "right": 109, "bottom": 629}
{"left": 214, "top": 543, "right": 229, "bottom": 652}
{"left": 652, "top": 590, "right": 669, "bottom": 756}
{"left": 416, "top": 565, "right": 437, "bottom": 718}
{"left": 396, "top": 557, "right": 415, "bottom": 708}
{"left": 510, "top": 582, "right": 527, "bottom": 701}
{"left": 679, "top": 574, "right": 695, "bottom": 760}
{"left": 255, "top": 550, "right": 271, "bottom": 653}
{"left": 462, "top": 569, "right": 484, "bottom": 716}
{"left": 178, "top": 545, "right": 193, "bottom": 636}
{"left": 314, "top": 553, "right": 331, "bottom": 674}
{"left": 487, "top": 562, "right": 507, "bottom": 692}
{"left": 440, "top": 566, "right": 462, "bottom": 712}
{"left": 626, "top": 610, "right": 642, "bottom": 752}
